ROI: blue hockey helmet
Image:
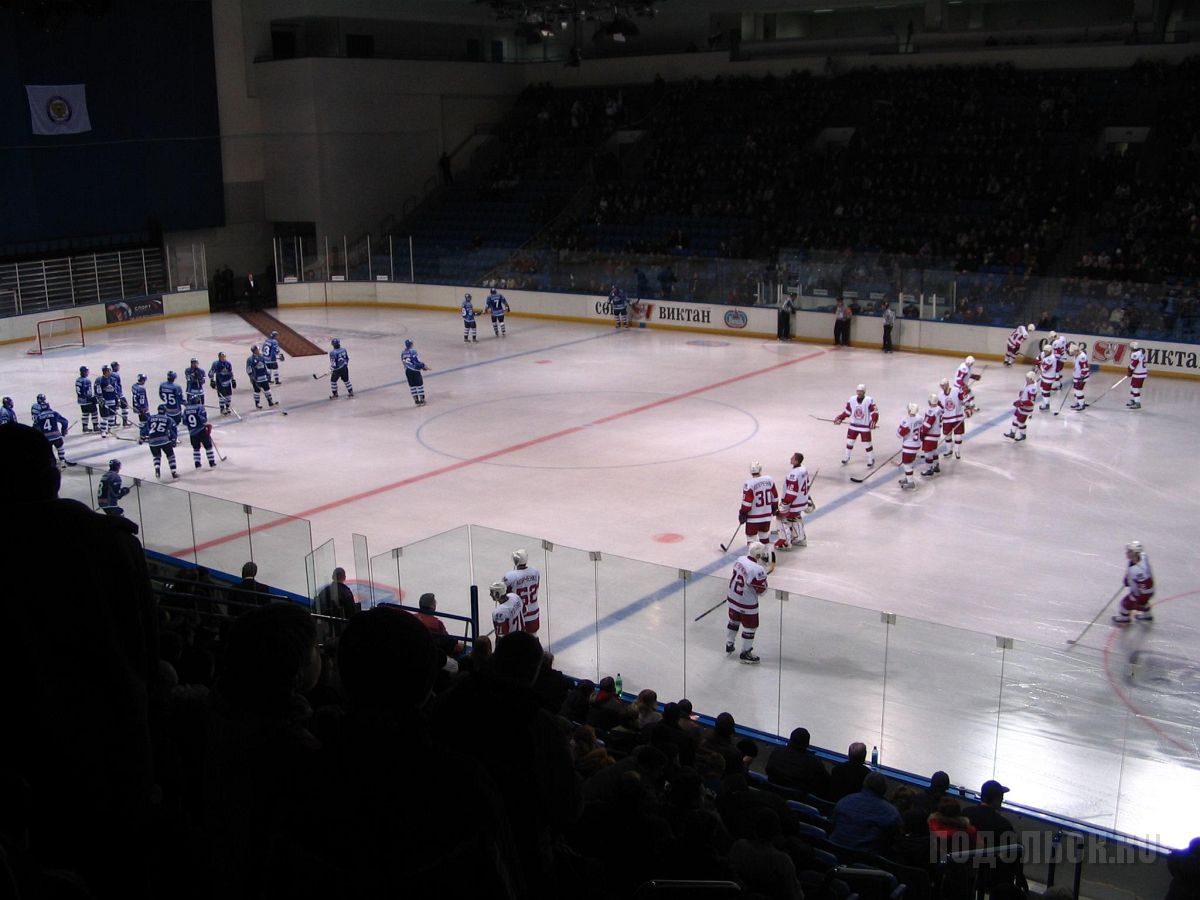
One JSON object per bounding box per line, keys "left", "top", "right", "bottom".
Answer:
{"left": 136, "top": 374, "right": 147, "bottom": 384}
{"left": 2, "top": 396, "right": 11, "bottom": 408}
{"left": 167, "top": 370, "right": 177, "bottom": 381}
{"left": 270, "top": 330, "right": 279, "bottom": 338}
{"left": 331, "top": 338, "right": 341, "bottom": 349}
{"left": 110, "top": 361, "right": 120, "bottom": 370}
{"left": 404, "top": 339, "right": 413, "bottom": 349}
{"left": 464, "top": 293, "right": 472, "bottom": 302}
{"left": 489, "top": 287, "right": 497, "bottom": 294}
{"left": 250, "top": 345, "right": 259, "bottom": 354}
{"left": 157, "top": 404, "right": 167, "bottom": 414}
{"left": 109, "top": 458, "right": 121, "bottom": 471}
{"left": 79, "top": 365, "right": 89, "bottom": 376}
{"left": 36, "top": 393, "right": 46, "bottom": 404}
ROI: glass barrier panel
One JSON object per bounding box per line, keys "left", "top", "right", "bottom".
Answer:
{"left": 683, "top": 570, "right": 783, "bottom": 736}
{"left": 368, "top": 547, "right": 403, "bottom": 608}
{"left": 132, "top": 478, "right": 197, "bottom": 564}
{"left": 188, "top": 492, "right": 253, "bottom": 582}
{"left": 60, "top": 465, "right": 98, "bottom": 510}
{"left": 306, "top": 538, "right": 338, "bottom": 603}
{"left": 777, "top": 591, "right": 889, "bottom": 758}
{"left": 540, "top": 543, "right": 600, "bottom": 682}
{"left": 246, "top": 506, "right": 312, "bottom": 597}
{"left": 881, "top": 615, "right": 1004, "bottom": 785}
{"left": 594, "top": 552, "right": 686, "bottom": 704}
{"left": 993, "top": 641, "right": 1129, "bottom": 835}
{"left": 351, "top": 533, "right": 375, "bottom": 607}
{"left": 396, "top": 526, "right": 472, "bottom": 624}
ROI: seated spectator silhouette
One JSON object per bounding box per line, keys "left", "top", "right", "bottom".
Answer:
{"left": 571, "top": 771, "right": 673, "bottom": 894}
{"left": 587, "top": 675, "right": 634, "bottom": 730}
{"left": 829, "top": 772, "right": 903, "bottom": 853}
{"left": 532, "top": 650, "right": 570, "bottom": 714}
{"left": 766, "top": 726, "right": 831, "bottom": 798}
{"left": 203, "top": 601, "right": 323, "bottom": 898}
{"left": 412, "top": 591, "right": 463, "bottom": 656}
{"left": 0, "top": 423, "right": 157, "bottom": 900}
{"left": 928, "top": 796, "right": 978, "bottom": 853}
{"left": 646, "top": 701, "right": 698, "bottom": 768}
{"left": 729, "top": 808, "right": 804, "bottom": 900}
{"left": 633, "top": 688, "right": 663, "bottom": 729}
{"left": 560, "top": 678, "right": 595, "bottom": 723}
{"left": 910, "top": 769, "right": 952, "bottom": 818}
{"left": 963, "top": 779, "right": 1025, "bottom": 893}
{"left": 315, "top": 606, "right": 516, "bottom": 897}
{"left": 828, "top": 741, "right": 870, "bottom": 800}
{"left": 316, "top": 567, "right": 358, "bottom": 626}
{"left": 228, "top": 561, "right": 271, "bottom": 613}
{"left": 1168, "top": 837, "right": 1200, "bottom": 900}
{"left": 705, "top": 711, "right": 745, "bottom": 775}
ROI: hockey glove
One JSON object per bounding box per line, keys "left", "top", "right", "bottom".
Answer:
{"left": 119, "top": 487, "right": 131, "bottom": 498}
{"left": 738, "top": 510, "right": 748, "bottom": 524}
{"left": 210, "top": 379, "right": 216, "bottom": 389}
{"left": 232, "top": 380, "right": 237, "bottom": 389}
{"left": 804, "top": 499, "right": 817, "bottom": 514}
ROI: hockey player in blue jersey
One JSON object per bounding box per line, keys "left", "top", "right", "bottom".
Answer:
{"left": 461, "top": 293, "right": 478, "bottom": 343}
{"left": 75, "top": 365, "right": 99, "bottom": 432}
{"left": 110, "top": 360, "right": 131, "bottom": 426}
{"left": 328, "top": 338, "right": 353, "bottom": 399}
{"left": 159, "top": 371, "right": 185, "bottom": 424}
{"left": 184, "top": 358, "right": 207, "bottom": 400}
{"left": 97, "top": 458, "right": 131, "bottom": 516}
{"left": 486, "top": 287, "right": 511, "bottom": 337}
{"left": 609, "top": 284, "right": 630, "bottom": 328}
{"left": 139, "top": 404, "right": 179, "bottom": 479}
{"left": 30, "top": 393, "right": 49, "bottom": 421}
{"left": 0, "top": 397, "right": 14, "bottom": 426}
{"left": 401, "top": 338, "right": 431, "bottom": 406}
{"left": 209, "top": 352, "right": 236, "bottom": 415}
{"left": 263, "top": 331, "right": 285, "bottom": 384}
{"left": 131, "top": 375, "right": 150, "bottom": 423}
{"left": 33, "top": 399, "right": 70, "bottom": 467}
{"left": 94, "top": 365, "right": 120, "bottom": 437}
{"left": 183, "top": 390, "right": 217, "bottom": 469}
{"left": 246, "top": 346, "right": 277, "bottom": 409}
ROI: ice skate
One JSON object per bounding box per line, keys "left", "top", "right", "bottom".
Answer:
{"left": 1075, "top": 403, "right": 1087, "bottom": 411}
{"left": 725, "top": 641, "right": 735, "bottom": 655}
{"left": 209, "top": 460, "right": 217, "bottom": 467}
{"left": 796, "top": 539, "right": 806, "bottom": 548}
{"left": 195, "top": 462, "right": 202, "bottom": 469}
{"left": 1130, "top": 401, "right": 1141, "bottom": 409}
{"left": 954, "top": 451, "right": 961, "bottom": 459}
{"left": 739, "top": 650, "right": 760, "bottom": 665}
{"left": 1135, "top": 611, "right": 1154, "bottom": 622}
{"left": 1111, "top": 612, "right": 1131, "bottom": 625}
{"left": 172, "top": 471, "right": 179, "bottom": 479}
{"left": 1003, "top": 430, "right": 1016, "bottom": 440}
{"left": 898, "top": 478, "right": 916, "bottom": 490}
{"left": 1015, "top": 434, "right": 1026, "bottom": 441}
{"left": 154, "top": 468, "right": 161, "bottom": 479}
{"left": 866, "top": 459, "right": 875, "bottom": 468}
{"left": 921, "top": 467, "right": 936, "bottom": 476}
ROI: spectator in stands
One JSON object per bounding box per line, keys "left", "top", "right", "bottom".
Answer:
{"left": 910, "top": 769, "right": 952, "bottom": 818}
{"left": 963, "top": 779, "right": 1017, "bottom": 847}
{"left": 1, "top": 423, "right": 157, "bottom": 900}
{"left": 829, "top": 772, "right": 902, "bottom": 853}
{"left": 587, "top": 675, "right": 635, "bottom": 730}
{"left": 633, "top": 688, "right": 662, "bottom": 729}
{"left": 834, "top": 298, "right": 852, "bottom": 346}
{"left": 430, "top": 630, "right": 581, "bottom": 899}
{"left": 317, "top": 605, "right": 516, "bottom": 897}
{"left": 646, "top": 701, "right": 697, "bottom": 768}
{"left": 765, "top": 726, "right": 831, "bottom": 798}
{"left": 572, "top": 771, "right": 673, "bottom": 894}
{"left": 569, "top": 723, "right": 615, "bottom": 777}
{"left": 560, "top": 678, "right": 595, "bottom": 723}
{"left": 532, "top": 650, "right": 570, "bottom": 714}
{"left": 204, "top": 601, "right": 322, "bottom": 897}
{"left": 228, "top": 560, "right": 271, "bottom": 612}
{"left": 828, "top": 741, "right": 870, "bottom": 801}
{"left": 677, "top": 697, "right": 703, "bottom": 739}
{"left": 316, "top": 567, "right": 358, "bottom": 628}
{"left": 1037, "top": 310, "right": 1058, "bottom": 331}
{"left": 1168, "top": 837, "right": 1200, "bottom": 900}
{"left": 413, "top": 591, "right": 463, "bottom": 656}
{"left": 729, "top": 809, "right": 804, "bottom": 900}
{"left": 705, "top": 711, "right": 744, "bottom": 775}
{"left": 928, "top": 796, "right": 978, "bottom": 851}
{"left": 582, "top": 744, "right": 669, "bottom": 806}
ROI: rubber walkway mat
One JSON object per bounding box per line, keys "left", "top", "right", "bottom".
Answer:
{"left": 237, "top": 309, "right": 325, "bottom": 357}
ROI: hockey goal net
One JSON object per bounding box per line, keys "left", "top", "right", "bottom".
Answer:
{"left": 27, "top": 315, "right": 85, "bottom": 355}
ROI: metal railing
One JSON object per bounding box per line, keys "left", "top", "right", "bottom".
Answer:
{"left": 0, "top": 246, "right": 174, "bottom": 318}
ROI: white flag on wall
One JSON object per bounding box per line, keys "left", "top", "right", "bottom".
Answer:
{"left": 26, "top": 84, "right": 92, "bottom": 135}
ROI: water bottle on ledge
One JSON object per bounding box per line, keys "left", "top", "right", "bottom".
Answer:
{"left": 870, "top": 745, "right": 879, "bottom": 770}
{"left": 615, "top": 673, "right": 623, "bottom": 697}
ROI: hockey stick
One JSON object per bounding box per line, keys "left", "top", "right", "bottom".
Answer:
{"left": 1084, "top": 375, "right": 1129, "bottom": 410}
{"left": 693, "top": 597, "right": 727, "bottom": 623}
{"left": 109, "top": 431, "right": 139, "bottom": 443}
{"left": 209, "top": 433, "right": 228, "bottom": 462}
{"left": 1052, "top": 388, "right": 1073, "bottom": 416}
{"left": 1066, "top": 585, "right": 1125, "bottom": 646}
{"left": 718, "top": 523, "right": 742, "bottom": 553}
{"left": 850, "top": 449, "right": 902, "bottom": 484}
{"left": 809, "top": 415, "right": 838, "bottom": 424}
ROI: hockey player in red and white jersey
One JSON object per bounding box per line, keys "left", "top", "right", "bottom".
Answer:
{"left": 1004, "top": 371, "right": 1038, "bottom": 442}
{"left": 739, "top": 461, "right": 779, "bottom": 547}
{"left": 896, "top": 403, "right": 924, "bottom": 490}
{"left": 937, "top": 378, "right": 970, "bottom": 460}
{"left": 1069, "top": 343, "right": 1091, "bottom": 411}
{"left": 489, "top": 581, "right": 525, "bottom": 638}
{"left": 833, "top": 384, "right": 879, "bottom": 467}
{"left": 1037, "top": 346, "right": 1056, "bottom": 411}
{"left": 1126, "top": 341, "right": 1148, "bottom": 409}
{"left": 503, "top": 547, "right": 541, "bottom": 635}
{"left": 955, "top": 355, "right": 982, "bottom": 411}
{"left": 776, "top": 452, "right": 814, "bottom": 551}
{"left": 1050, "top": 331, "right": 1068, "bottom": 391}
{"left": 1112, "top": 541, "right": 1154, "bottom": 624}
{"left": 726, "top": 542, "right": 770, "bottom": 664}
{"left": 1003, "top": 323, "right": 1036, "bottom": 367}
{"left": 920, "top": 394, "right": 943, "bottom": 477}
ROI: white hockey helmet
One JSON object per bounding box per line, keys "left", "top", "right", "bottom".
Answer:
{"left": 748, "top": 541, "right": 769, "bottom": 563}
{"left": 928, "top": 393, "right": 939, "bottom": 406}
{"left": 1125, "top": 540, "right": 1144, "bottom": 555}
{"left": 907, "top": 402, "right": 919, "bottom": 416}
{"left": 1049, "top": 331, "right": 1058, "bottom": 340}
{"left": 512, "top": 548, "right": 528, "bottom": 567}
{"left": 965, "top": 355, "right": 975, "bottom": 366}
{"left": 856, "top": 383, "right": 866, "bottom": 394}
{"left": 1067, "top": 342, "right": 1078, "bottom": 355}
{"left": 1027, "top": 323, "right": 1036, "bottom": 331}
{"left": 749, "top": 461, "right": 762, "bottom": 476}
{"left": 489, "top": 581, "right": 507, "bottom": 601}
{"left": 1130, "top": 341, "right": 1140, "bottom": 351}
{"left": 939, "top": 377, "right": 950, "bottom": 389}
{"left": 1025, "top": 371, "right": 1037, "bottom": 384}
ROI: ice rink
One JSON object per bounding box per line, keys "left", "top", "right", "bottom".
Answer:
{"left": 6, "top": 305, "right": 1199, "bottom": 848}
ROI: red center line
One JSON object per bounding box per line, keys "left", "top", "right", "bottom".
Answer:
{"left": 181, "top": 347, "right": 827, "bottom": 556}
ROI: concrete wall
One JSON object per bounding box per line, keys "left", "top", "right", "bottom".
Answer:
{"left": 0, "top": 292, "right": 211, "bottom": 347}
